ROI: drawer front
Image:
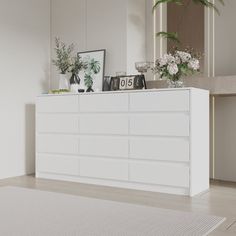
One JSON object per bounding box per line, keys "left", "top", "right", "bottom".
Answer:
{"left": 80, "top": 158, "right": 129, "bottom": 181}
{"left": 37, "top": 154, "right": 79, "bottom": 175}
{"left": 37, "top": 134, "right": 79, "bottom": 154}
{"left": 80, "top": 115, "right": 129, "bottom": 135}
{"left": 37, "top": 96, "right": 79, "bottom": 113}
{"left": 130, "top": 90, "right": 189, "bottom": 112}
{"left": 130, "top": 138, "right": 189, "bottom": 162}
{"left": 130, "top": 162, "right": 189, "bottom": 188}
{"left": 80, "top": 137, "right": 129, "bottom": 158}
{"left": 80, "top": 93, "right": 129, "bottom": 112}
{"left": 37, "top": 114, "right": 79, "bottom": 134}
{"left": 130, "top": 113, "right": 189, "bottom": 137}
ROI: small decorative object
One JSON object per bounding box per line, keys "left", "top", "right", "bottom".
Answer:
{"left": 103, "top": 76, "right": 112, "bottom": 91}
{"left": 78, "top": 49, "right": 106, "bottom": 92}
{"left": 110, "top": 75, "right": 146, "bottom": 91}
{"left": 116, "top": 71, "right": 127, "bottom": 76}
{"left": 49, "top": 89, "right": 70, "bottom": 94}
{"left": 69, "top": 55, "right": 86, "bottom": 93}
{"left": 135, "top": 61, "right": 152, "bottom": 74}
{"left": 153, "top": 49, "right": 200, "bottom": 88}
{"left": 52, "top": 38, "right": 74, "bottom": 90}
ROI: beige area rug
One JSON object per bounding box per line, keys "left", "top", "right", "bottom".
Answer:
{"left": 0, "top": 187, "right": 225, "bottom": 236}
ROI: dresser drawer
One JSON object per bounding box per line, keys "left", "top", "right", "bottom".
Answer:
{"left": 37, "top": 154, "right": 79, "bottom": 175}
{"left": 130, "top": 90, "right": 189, "bottom": 112}
{"left": 37, "top": 114, "right": 79, "bottom": 134}
{"left": 80, "top": 158, "right": 129, "bottom": 181}
{"left": 80, "top": 137, "right": 129, "bottom": 158}
{"left": 130, "top": 161, "right": 189, "bottom": 188}
{"left": 130, "top": 113, "right": 189, "bottom": 137}
{"left": 37, "top": 134, "right": 79, "bottom": 154}
{"left": 80, "top": 93, "right": 129, "bottom": 112}
{"left": 130, "top": 137, "right": 189, "bottom": 162}
{"left": 37, "top": 95, "right": 79, "bottom": 113}
{"left": 80, "top": 115, "right": 129, "bottom": 135}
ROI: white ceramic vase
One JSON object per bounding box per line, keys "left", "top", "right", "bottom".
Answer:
{"left": 59, "top": 74, "right": 70, "bottom": 90}
{"left": 70, "top": 83, "right": 80, "bottom": 93}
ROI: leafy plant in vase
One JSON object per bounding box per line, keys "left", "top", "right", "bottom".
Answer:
{"left": 69, "top": 55, "right": 86, "bottom": 93}
{"left": 52, "top": 37, "right": 74, "bottom": 91}
{"left": 153, "top": 49, "right": 200, "bottom": 88}
{"left": 84, "top": 58, "right": 101, "bottom": 92}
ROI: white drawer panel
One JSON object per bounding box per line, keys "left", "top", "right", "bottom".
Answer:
{"left": 130, "top": 114, "right": 189, "bottom": 136}
{"left": 37, "top": 114, "right": 79, "bottom": 134}
{"left": 130, "top": 162, "right": 189, "bottom": 188}
{"left": 37, "top": 154, "right": 79, "bottom": 175}
{"left": 80, "top": 93, "right": 129, "bottom": 112}
{"left": 80, "top": 158, "right": 129, "bottom": 181}
{"left": 37, "top": 134, "right": 79, "bottom": 154}
{"left": 130, "top": 138, "right": 189, "bottom": 162}
{"left": 130, "top": 90, "right": 189, "bottom": 112}
{"left": 37, "top": 95, "right": 79, "bottom": 113}
{"left": 80, "top": 137, "right": 129, "bottom": 158}
{"left": 80, "top": 115, "right": 129, "bottom": 135}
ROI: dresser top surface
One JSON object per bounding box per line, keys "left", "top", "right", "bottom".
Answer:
{"left": 38, "top": 87, "right": 209, "bottom": 97}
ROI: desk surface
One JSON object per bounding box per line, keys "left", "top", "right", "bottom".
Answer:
{"left": 147, "top": 76, "right": 236, "bottom": 96}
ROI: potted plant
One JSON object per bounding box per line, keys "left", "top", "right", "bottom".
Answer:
{"left": 153, "top": 49, "right": 200, "bottom": 87}
{"left": 84, "top": 58, "right": 101, "bottom": 92}
{"left": 69, "top": 55, "right": 86, "bottom": 93}
{"left": 52, "top": 37, "right": 74, "bottom": 90}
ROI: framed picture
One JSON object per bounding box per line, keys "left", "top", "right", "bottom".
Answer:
{"left": 78, "top": 49, "right": 106, "bottom": 92}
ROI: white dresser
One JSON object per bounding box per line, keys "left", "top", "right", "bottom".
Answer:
{"left": 36, "top": 88, "right": 209, "bottom": 196}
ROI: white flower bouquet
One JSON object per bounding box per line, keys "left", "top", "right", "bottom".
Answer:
{"left": 153, "top": 50, "right": 200, "bottom": 87}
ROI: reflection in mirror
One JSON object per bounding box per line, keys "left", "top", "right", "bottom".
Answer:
{"left": 167, "top": 1, "right": 205, "bottom": 72}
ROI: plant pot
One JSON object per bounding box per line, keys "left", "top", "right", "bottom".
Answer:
{"left": 59, "top": 74, "right": 70, "bottom": 90}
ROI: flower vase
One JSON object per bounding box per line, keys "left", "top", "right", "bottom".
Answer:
{"left": 59, "top": 74, "right": 70, "bottom": 90}
{"left": 167, "top": 79, "right": 184, "bottom": 88}
{"left": 70, "top": 74, "right": 80, "bottom": 93}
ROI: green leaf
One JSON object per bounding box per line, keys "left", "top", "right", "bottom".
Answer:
{"left": 153, "top": 0, "right": 182, "bottom": 12}
{"left": 156, "top": 31, "right": 180, "bottom": 43}
{"left": 192, "top": 0, "right": 224, "bottom": 15}
{"left": 153, "top": 0, "right": 224, "bottom": 15}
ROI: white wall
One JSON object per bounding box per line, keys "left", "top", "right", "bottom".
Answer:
{"left": 213, "top": 1, "right": 236, "bottom": 181}
{"left": 127, "top": 0, "right": 146, "bottom": 74}
{"left": 51, "top": 0, "right": 148, "bottom": 88}
{"left": 0, "top": 0, "right": 50, "bottom": 179}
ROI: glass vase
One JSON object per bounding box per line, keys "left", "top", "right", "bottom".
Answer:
{"left": 167, "top": 79, "right": 184, "bottom": 88}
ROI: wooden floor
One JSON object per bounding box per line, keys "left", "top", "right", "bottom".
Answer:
{"left": 0, "top": 176, "right": 235, "bottom": 235}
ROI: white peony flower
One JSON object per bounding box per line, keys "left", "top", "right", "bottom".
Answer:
{"left": 167, "top": 63, "right": 178, "bottom": 75}
{"left": 175, "top": 56, "right": 181, "bottom": 64}
{"left": 188, "top": 58, "right": 200, "bottom": 70}
{"left": 159, "top": 54, "right": 168, "bottom": 67}
{"left": 176, "top": 51, "right": 191, "bottom": 63}
{"left": 166, "top": 54, "right": 176, "bottom": 64}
